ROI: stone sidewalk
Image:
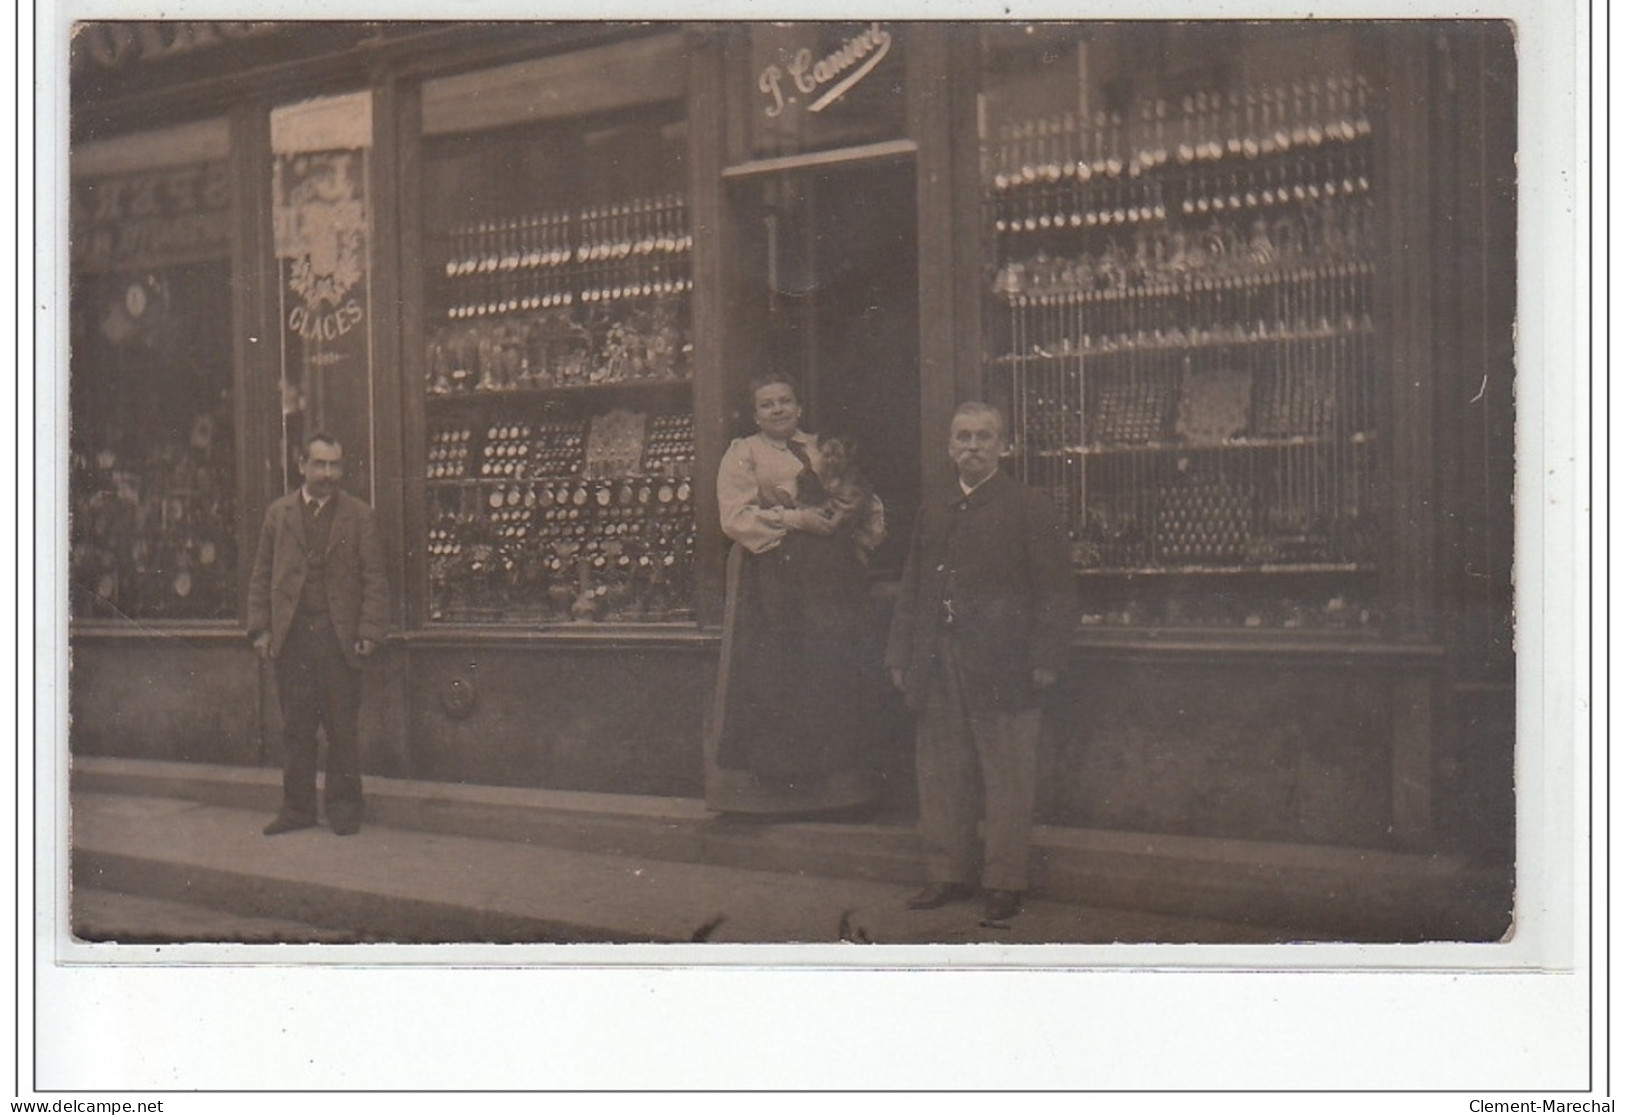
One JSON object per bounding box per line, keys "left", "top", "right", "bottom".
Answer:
{"left": 70, "top": 789, "right": 1322, "bottom": 947}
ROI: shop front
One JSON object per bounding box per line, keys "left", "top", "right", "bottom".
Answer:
{"left": 66, "top": 20, "right": 1517, "bottom": 923}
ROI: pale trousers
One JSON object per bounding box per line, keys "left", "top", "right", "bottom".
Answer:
{"left": 915, "top": 636, "right": 1041, "bottom": 892}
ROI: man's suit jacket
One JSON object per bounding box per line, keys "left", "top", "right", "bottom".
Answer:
{"left": 886, "top": 469, "right": 1075, "bottom": 712}
{"left": 246, "top": 490, "right": 389, "bottom": 669}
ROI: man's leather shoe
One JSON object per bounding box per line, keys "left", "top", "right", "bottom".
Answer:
{"left": 263, "top": 811, "right": 316, "bottom": 836}
{"left": 981, "top": 889, "right": 1023, "bottom": 924}
{"left": 328, "top": 806, "right": 362, "bottom": 836}
{"left": 906, "top": 882, "right": 977, "bottom": 910}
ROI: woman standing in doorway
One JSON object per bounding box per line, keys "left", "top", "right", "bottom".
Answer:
{"left": 706, "top": 375, "right": 886, "bottom": 816}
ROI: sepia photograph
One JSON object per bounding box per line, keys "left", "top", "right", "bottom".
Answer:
{"left": 33, "top": 0, "right": 1592, "bottom": 1097}
{"left": 63, "top": 13, "right": 1520, "bottom": 947}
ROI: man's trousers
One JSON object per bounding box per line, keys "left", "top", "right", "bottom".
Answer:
{"left": 914, "top": 636, "right": 1041, "bottom": 893}
{"left": 274, "top": 615, "right": 364, "bottom": 821}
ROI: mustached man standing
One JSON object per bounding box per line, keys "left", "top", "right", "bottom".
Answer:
{"left": 886, "top": 402, "right": 1075, "bottom": 925}
{"left": 247, "top": 432, "right": 389, "bottom": 836}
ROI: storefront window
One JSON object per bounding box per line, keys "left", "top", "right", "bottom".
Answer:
{"left": 69, "top": 133, "right": 237, "bottom": 622}
{"left": 420, "top": 102, "right": 696, "bottom": 624}
{"left": 981, "top": 23, "right": 1381, "bottom": 632}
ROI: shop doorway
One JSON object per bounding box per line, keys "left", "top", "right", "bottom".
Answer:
{"left": 733, "top": 159, "right": 921, "bottom": 578}
{"left": 719, "top": 156, "right": 922, "bottom": 813}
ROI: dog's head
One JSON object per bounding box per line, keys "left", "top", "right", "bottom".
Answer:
{"left": 816, "top": 434, "right": 858, "bottom": 478}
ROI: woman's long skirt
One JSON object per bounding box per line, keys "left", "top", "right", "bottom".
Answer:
{"left": 705, "top": 535, "right": 881, "bottom": 815}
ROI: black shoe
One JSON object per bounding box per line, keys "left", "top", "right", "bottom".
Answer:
{"left": 906, "top": 882, "right": 977, "bottom": 910}
{"left": 328, "top": 806, "right": 363, "bottom": 836}
{"left": 981, "top": 889, "right": 1023, "bottom": 925}
{"left": 263, "top": 811, "right": 316, "bottom": 836}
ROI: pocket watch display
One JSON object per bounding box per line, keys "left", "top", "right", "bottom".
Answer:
{"left": 426, "top": 401, "right": 697, "bottom": 624}
{"left": 422, "top": 115, "right": 695, "bottom": 625}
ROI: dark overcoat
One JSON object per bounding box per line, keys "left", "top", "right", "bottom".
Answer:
{"left": 885, "top": 469, "right": 1075, "bottom": 712}
{"left": 246, "top": 490, "right": 389, "bottom": 669}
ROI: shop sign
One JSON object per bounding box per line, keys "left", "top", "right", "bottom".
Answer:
{"left": 757, "top": 21, "right": 894, "bottom": 119}
{"left": 273, "top": 149, "right": 369, "bottom": 372}
{"left": 748, "top": 22, "right": 906, "bottom": 158}
{"left": 72, "top": 21, "right": 280, "bottom": 71}
{"left": 70, "top": 162, "right": 231, "bottom": 273}
{"left": 268, "top": 91, "right": 375, "bottom": 493}
{"left": 71, "top": 23, "right": 383, "bottom": 105}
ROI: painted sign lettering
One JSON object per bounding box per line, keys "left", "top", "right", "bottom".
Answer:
{"left": 758, "top": 22, "right": 893, "bottom": 118}
{"left": 71, "top": 162, "right": 232, "bottom": 272}
{"left": 73, "top": 22, "right": 279, "bottom": 71}
{"left": 287, "top": 299, "right": 365, "bottom": 343}
{"left": 274, "top": 149, "right": 371, "bottom": 388}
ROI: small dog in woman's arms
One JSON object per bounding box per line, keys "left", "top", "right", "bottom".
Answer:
{"left": 799, "top": 434, "right": 885, "bottom": 555}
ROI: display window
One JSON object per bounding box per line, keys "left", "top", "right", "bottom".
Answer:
{"left": 69, "top": 123, "right": 238, "bottom": 622}
{"left": 418, "top": 99, "right": 696, "bottom": 624}
{"left": 980, "top": 23, "right": 1381, "bottom": 632}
